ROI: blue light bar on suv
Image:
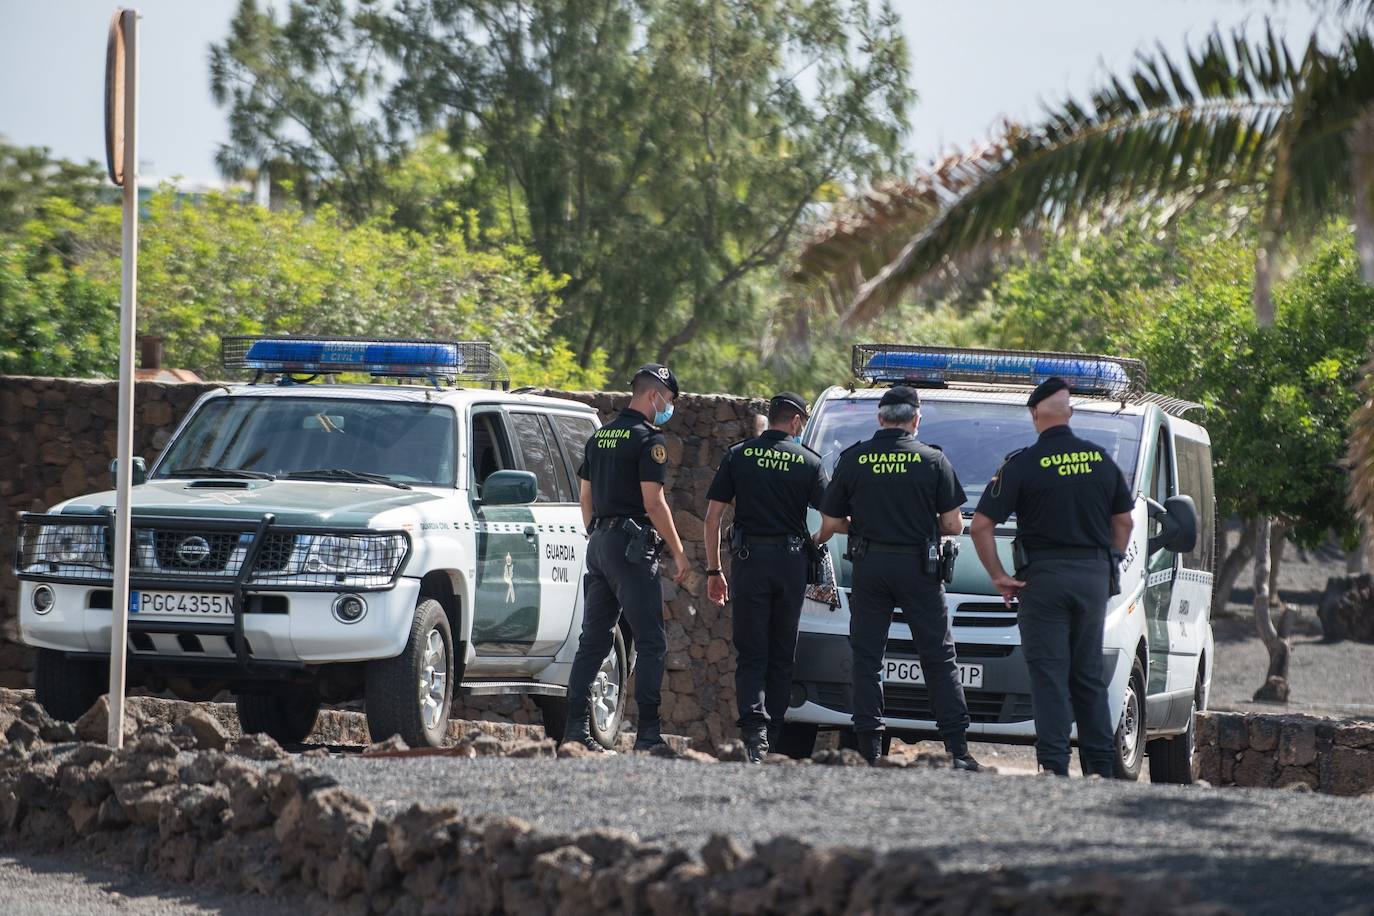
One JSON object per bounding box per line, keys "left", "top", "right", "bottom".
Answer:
{"left": 852, "top": 344, "right": 1146, "bottom": 399}
{"left": 220, "top": 336, "right": 509, "bottom": 387}
{"left": 243, "top": 339, "right": 464, "bottom": 376}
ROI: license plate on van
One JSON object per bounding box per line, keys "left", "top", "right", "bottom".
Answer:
{"left": 130, "top": 591, "right": 233, "bottom": 618}
{"left": 882, "top": 658, "right": 984, "bottom": 688}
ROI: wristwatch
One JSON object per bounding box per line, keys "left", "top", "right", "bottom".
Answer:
{"left": 705, "top": 568, "right": 723, "bottom": 577}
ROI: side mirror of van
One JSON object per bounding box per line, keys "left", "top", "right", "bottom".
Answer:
{"left": 480, "top": 470, "right": 538, "bottom": 506}
{"left": 109, "top": 457, "right": 147, "bottom": 488}
{"left": 1146, "top": 495, "right": 1198, "bottom": 555}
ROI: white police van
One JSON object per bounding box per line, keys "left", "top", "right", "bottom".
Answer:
{"left": 781, "top": 345, "right": 1214, "bottom": 782}
{"left": 15, "top": 337, "right": 625, "bottom": 749}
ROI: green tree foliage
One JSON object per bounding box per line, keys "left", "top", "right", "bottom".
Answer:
{"left": 984, "top": 210, "right": 1373, "bottom": 549}
{"left": 2, "top": 187, "right": 606, "bottom": 388}
{"left": 210, "top": 0, "right": 914, "bottom": 380}
{"left": 0, "top": 141, "right": 107, "bottom": 235}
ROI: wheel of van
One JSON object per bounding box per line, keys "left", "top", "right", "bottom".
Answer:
{"left": 1112, "top": 655, "right": 1147, "bottom": 781}
{"left": 236, "top": 688, "right": 322, "bottom": 746}
{"left": 365, "top": 599, "right": 454, "bottom": 748}
{"left": 34, "top": 648, "right": 106, "bottom": 723}
{"left": 1147, "top": 670, "right": 1201, "bottom": 785}
{"left": 774, "top": 722, "right": 819, "bottom": 759}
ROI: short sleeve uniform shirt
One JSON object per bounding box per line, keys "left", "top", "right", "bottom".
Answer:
{"left": 819, "top": 428, "right": 965, "bottom": 544}
{"left": 706, "top": 430, "right": 827, "bottom": 536}
{"left": 974, "top": 425, "right": 1134, "bottom": 551}
{"left": 577, "top": 407, "right": 668, "bottom": 519}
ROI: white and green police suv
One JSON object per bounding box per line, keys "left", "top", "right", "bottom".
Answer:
{"left": 781, "top": 345, "right": 1214, "bottom": 782}
{"left": 15, "top": 337, "right": 628, "bottom": 749}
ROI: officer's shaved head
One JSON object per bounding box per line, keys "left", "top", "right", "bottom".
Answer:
{"left": 1029, "top": 388, "right": 1072, "bottom": 431}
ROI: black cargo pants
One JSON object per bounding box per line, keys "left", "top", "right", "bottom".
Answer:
{"left": 730, "top": 544, "right": 808, "bottom": 732}
{"left": 1016, "top": 556, "right": 1116, "bottom": 776}
{"left": 848, "top": 551, "right": 970, "bottom": 739}
{"left": 567, "top": 526, "right": 667, "bottom": 722}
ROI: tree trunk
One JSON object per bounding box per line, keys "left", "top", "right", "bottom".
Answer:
{"left": 1251, "top": 515, "right": 1291, "bottom": 702}
{"left": 1268, "top": 521, "right": 1288, "bottom": 610}
{"left": 1211, "top": 519, "right": 1256, "bottom": 615}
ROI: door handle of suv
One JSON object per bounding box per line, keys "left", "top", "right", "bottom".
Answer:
{"left": 523, "top": 526, "right": 536, "bottom": 542}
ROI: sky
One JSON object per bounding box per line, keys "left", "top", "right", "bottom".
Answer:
{"left": 0, "top": 0, "right": 1334, "bottom": 184}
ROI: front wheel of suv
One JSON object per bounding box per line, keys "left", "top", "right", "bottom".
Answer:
{"left": 236, "top": 688, "right": 322, "bottom": 746}
{"left": 34, "top": 648, "right": 106, "bottom": 722}
{"left": 365, "top": 599, "right": 454, "bottom": 748}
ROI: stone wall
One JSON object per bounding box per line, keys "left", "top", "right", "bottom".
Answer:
{"left": 0, "top": 376, "right": 763, "bottom": 750}
{"left": 1196, "top": 711, "right": 1374, "bottom": 796}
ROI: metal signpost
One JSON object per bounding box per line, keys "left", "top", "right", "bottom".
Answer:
{"left": 104, "top": 8, "right": 139, "bottom": 748}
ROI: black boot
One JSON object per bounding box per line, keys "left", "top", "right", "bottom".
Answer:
{"left": 562, "top": 705, "right": 615, "bottom": 755}
{"left": 945, "top": 735, "right": 985, "bottom": 772}
{"left": 856, "top": 729, "right": 883, "bottom": 765}
{"left": 632, "top": 711, "right": 666, "bottom": 751}
{"left": 743, "top": 727, "right": 769, "bottom": 763}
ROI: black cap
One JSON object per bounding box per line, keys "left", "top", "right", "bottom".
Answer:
{"left": 770, "top": 391, "right": 810, "bottom": 418}
{"left": 631, "top": 363, "right": 679, "bottom": 397}
{"left": 1028, "top": 376, "right": 1070, "bottom": 408}
{"left": 878, "top": 386, "right": 921, "bottom": 409}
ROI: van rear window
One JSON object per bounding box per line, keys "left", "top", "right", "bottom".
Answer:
{"left": 806, "top": 398, "right": 1143, "bottom": 510}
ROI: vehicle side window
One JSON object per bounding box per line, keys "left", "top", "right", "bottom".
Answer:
{"left": 1176, "top": 437, "right": 1216, "bottom": 573}
{"left": 1150, "top": 427, "right": 1173, "bottom": 504}
{"left": 471, "top": 411, "right": 513, "bottom": 496}
{"left": 509, "top": 412, "right": 566, "bottom": 503}
{"left": 550, "top": 414, "right": 597, "bottom": 490}
{"left": 538, "top": 415, "right": 577, "bottom": 501}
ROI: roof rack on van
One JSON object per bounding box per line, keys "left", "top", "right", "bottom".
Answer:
{"left": 221, "top": 336, "right": 511, "bottom": 390}
{"left": 853, "top": 343, "right": 1148, "bottom": 401}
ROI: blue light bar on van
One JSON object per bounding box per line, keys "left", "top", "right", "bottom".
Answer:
{"left": 852, "top": 344, "right": 1146, "bottom": 399}
{"left": 243, "top": 339, "right": 464, "bottom": 376}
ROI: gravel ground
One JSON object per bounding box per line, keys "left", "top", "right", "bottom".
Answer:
{"left": 314, "top": 755, "right": 1374, "bottom": 915}
{"left": 0, "top": 848, "right": 295, "bottom": 916}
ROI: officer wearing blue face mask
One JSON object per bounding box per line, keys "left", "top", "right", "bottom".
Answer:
{"left": 564, "top": 363, "right": 690, "bottom": 753}
{"left": 703, "top": 392, "right": 827, "bottom": 761}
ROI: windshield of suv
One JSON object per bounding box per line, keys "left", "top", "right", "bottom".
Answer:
{"left": 806, "top": 396, "right": 1142, "bottom": 511}
{"left": 154, "top": 396, "right": 457, "bottom": 487}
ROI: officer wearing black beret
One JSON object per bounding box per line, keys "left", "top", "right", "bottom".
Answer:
{"left": 704, "top": 392, "right": 827, "bottom": 762}
{"left": 969, "top": 377, "right": 1135, "bottom": 777}
{"left": 815, "top": 386, "right": 982, "bottom": 768}
{"left": 564, "top": 363, "right": 690, "bottom": 753}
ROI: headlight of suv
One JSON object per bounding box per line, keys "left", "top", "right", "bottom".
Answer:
{"left": 302, "top": 534, "right": 407, "bottom": 576}
{"left": 23, "top": 523, "right": 109, "bottom": 569}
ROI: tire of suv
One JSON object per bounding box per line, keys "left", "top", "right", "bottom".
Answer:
{"left": 538, "top": 626, "right": 630, "bottom": 748}
{"left": 235, "top": 688, "right": 322, "bottom": 746}
{"left": 34, "top": 648, "right": 106, "bottom": 722}
{"left": 1112, "top": 655, "right": 1147, "bottom": 780}
{"left": 1147, "top": 670, "right": 1201, "bottom": 784}
{"left": 365, "top": 599, "right": 454, "bottom": 748}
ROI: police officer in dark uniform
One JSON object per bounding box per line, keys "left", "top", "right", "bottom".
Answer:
{"left": 564, "top": 364, "right": 691, "bottom": 754}
{"left": 969, "top": 377, "right": 1135, "bottom": 777}
{"left": 703, "top": 392, "right": 827, "bottom": 762}
{"left": 815, "top": 386, "right": 982, "bottom": 769}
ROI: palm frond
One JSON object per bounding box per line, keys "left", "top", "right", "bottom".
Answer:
{"left": 830, "top": 27, "right": 1306, "bottom": 325}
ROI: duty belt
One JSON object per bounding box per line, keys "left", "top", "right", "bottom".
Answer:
{"left": 590, "top": 516, "right": 650, "bottom": 533}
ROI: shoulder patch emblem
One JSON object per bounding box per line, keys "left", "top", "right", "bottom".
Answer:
{"left": 650, "top": 443, "right": 668, "bottom": 465}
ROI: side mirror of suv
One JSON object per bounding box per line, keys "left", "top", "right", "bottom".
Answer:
{"left": 480, "top": 470, "right": 538, "bottom": 506}
{"left": 1146, "top": 494, "right": 1198, "bottom": 555}
{"left": 109, "top": 457, "right": 147, "bottom": 488}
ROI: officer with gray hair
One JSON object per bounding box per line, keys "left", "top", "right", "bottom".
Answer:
{"left": 815, "top": 386, "right": 982, "bottom": 769}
